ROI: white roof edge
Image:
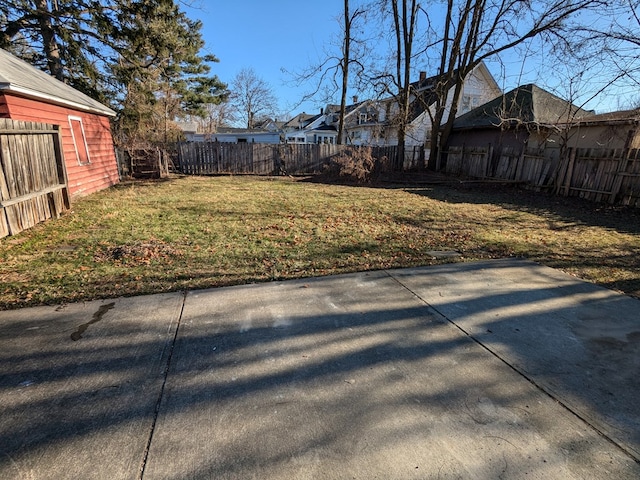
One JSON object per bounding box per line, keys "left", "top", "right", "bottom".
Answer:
{"left": 3, "top": 84, "right": 116, "bottom": 117}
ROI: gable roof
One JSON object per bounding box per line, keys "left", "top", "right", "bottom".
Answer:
{"left": 0, "top": 48, "right": 115, "bottom": 117}
{"left": 334, "top": 62, "right": 501, "bottom": 126}
{"left": 282, "top": 112, "right": 320, "bottom": 130}
{"left": 216, "top": 127, "right": 275, "bottom": 135}
{"left": 452, "top": 84, "right": 594, "bottom": 130}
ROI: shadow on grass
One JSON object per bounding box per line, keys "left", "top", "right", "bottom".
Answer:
{"left": 404, "top": 181, "right": 640, "bottom": 236}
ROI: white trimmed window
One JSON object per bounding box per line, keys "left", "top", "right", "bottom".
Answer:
{"left": 68, "top": 116, "right": 91, "bottom": 165}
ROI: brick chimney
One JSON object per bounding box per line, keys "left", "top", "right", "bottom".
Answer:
{"left": 419, "top": 71, "right": 426, "bottom": 82}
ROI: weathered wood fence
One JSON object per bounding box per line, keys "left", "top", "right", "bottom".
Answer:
{"left": 176, "top": 143, "right": 342, "bottom": 175}
{"left": 555, "top": 148, "right": 640, "bottom": 206}
{"left": 175, "top": 142, "right": 426, "bottom": 175}
{"left": 0, "top": 119, "right": 69, "bottom": 238}
{"left": 444, "top": 145, "right": 640, "bottom": 207}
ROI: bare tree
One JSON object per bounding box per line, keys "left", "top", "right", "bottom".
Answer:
{"left": 188, "top": 103, "right": 237, "bottom": 133}
{"left": 337, "top": 0, "right": 368, "bottom": 144}
{"left": 568, "top": 0, "right": 640, "bottom": 107}
{"left": 369, "top": 0, "right": 420, "bottom": 170}
{"left": 419, "top": 0, "right": 606, "bottom": 169}
{"left": 284, "top": 0, "right": 368, "bottom": 144}
{"left": 230, "top": 68, "right": 278, "bottom": 129}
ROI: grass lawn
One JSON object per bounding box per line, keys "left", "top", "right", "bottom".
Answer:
{"left": 1, "top": 175, "right": 639, "bottom": 309}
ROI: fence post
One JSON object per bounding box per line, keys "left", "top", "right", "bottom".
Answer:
{"left": 608, "top": 150, "right": 630, "bottom": 204}
{"left": 562, "top": 148, "right": 577, "bottom": 196}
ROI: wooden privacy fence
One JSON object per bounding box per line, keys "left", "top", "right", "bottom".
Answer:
{"left": 0, "top": 119, "right": 69, "bottom": 238}
{"left": 445, "top": 145, "right": 553, "bottom": 187}
{"left": 175, "top": 142, "right": 424, "bottom": 176}
{"left": 555, "top": 148, "right": 640, "bottom": 206}
{"left": 444, "top": 145, "right": 640, "bottom": 206}
{"left": 177, "top": 143, "right": 343, "bottom": 175}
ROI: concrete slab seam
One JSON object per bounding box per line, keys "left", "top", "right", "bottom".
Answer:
{"left": 384, "top": 268, "right": 640, "bottom": 465}
{"left": 137, "top": 291, "right": 188, "bottom": 480}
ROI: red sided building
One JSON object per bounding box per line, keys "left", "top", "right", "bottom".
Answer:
{"left": 0, "top": 48, "right": 119, "bottom": 198}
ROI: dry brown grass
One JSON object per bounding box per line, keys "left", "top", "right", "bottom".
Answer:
{"left": 0, "top": 174, "right": 637, "bottom": 309}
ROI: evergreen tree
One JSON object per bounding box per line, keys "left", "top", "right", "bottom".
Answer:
{"left": 1, "top": 0, "right": 111, "bottom": 102}
{"left": 110, "top": 0, "right": 227, "bottom": 144}
{"left": 0, "top": 1, "right": 227, "bottom": 145}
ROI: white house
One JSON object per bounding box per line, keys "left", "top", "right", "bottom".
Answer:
{"left": 337, "top": 62, "right": 501, "bottom": 147}
{"left": 185, "top": 127, "right": 281, "bottom": 144}
{"left": 282, "top": 111, "right": 338, "bottom": 144}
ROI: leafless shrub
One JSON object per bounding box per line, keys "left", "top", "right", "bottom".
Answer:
{"left": 324, "top": 146, "right": 389, "bottom": 184}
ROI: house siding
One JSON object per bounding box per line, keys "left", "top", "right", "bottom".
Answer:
{"left": 447, "top": 128, "right": 531, "bottom": 151}
{"left": 343, "top": 63, "right": 502, "bottom": 147}
{"left": 410, "top": 66, "right": 503, "bottom": 148}
{"left": 0, "top": 93, "right": 119, "bottom": 198}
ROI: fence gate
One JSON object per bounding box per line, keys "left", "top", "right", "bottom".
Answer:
{"left": 0, "top": 119, "right": 69, "bottom": 238}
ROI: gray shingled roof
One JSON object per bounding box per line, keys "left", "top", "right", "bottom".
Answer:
{"left": 570, "top": 108, "right": 640, "bottom": 125}
{"left": 0, "top": 48, "right": 115, "bottom": 117}
{"left": 452, "top": 84, "right": 594, "bottom": 130}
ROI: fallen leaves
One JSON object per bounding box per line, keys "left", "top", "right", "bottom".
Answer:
{"left": 93, "top": 240, "right": 183, "bottom": 266}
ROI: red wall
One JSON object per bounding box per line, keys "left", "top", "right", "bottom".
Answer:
{"left": 0, "top": 93, "right": 119, "bottom": 198}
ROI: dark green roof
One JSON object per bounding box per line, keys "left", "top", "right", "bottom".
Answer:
{"left": 452, "top": 84, "right": 594, "bottom": 130}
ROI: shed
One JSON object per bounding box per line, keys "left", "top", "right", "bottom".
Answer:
{"left": 447, "top": 84, "right": 594, "bottom": 156}
{"left": 0, "top": 48, "right": 119, "bottom": 199}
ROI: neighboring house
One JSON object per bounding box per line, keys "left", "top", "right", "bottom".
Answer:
{"left": 176, "top": 121, "right": 199, "bottom": 138}
{"left": 185, "top": 127, "right": 280, "bottom": 144}
{"left": 282, "top": 111, "right": 338, "bottom": 144}
{"left": 281, "top": 112, "right": 319, "bottom": 132}
{"left": 446, "top": 83, "right": 595, "bottom": 158}
{"left": 326, "top": 99, "right": 386, "bottom": 146}
{"left": 335, "top": 62, "right": 501, "bottom": 147}
{"left": 254, "top": 117, "right": 286, "bottom": 133}
{"left": 0, "top": 48, "right": 119, "bottom": 198}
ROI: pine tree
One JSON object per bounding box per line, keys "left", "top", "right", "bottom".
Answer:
{"left": 110, "top": 0, "right": 227, "bottom": 144}
{"left": 1, "top": 1, "right": 227, "bottom": 145}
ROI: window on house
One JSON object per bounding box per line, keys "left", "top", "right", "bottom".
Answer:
{"left": 359, "top": 113, "right": 368, "bottom": 125}
{"left": 461, "top": 95, "right": 480, "bottom": 113}
{"left": 68, "top": 116, "right": 90, "bottom": 165}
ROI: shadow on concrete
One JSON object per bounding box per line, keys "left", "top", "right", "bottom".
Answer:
{"left": 1, "top": 262, "right": 639, "bottom": 478}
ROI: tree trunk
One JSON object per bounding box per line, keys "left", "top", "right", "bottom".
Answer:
{"left": 337, "top": 0, "right": 350, "bottom": 145}
{"left": 431, "top": 70, "right": 467, "bottom": 170}
{"left": 35, "top": 0, "right": 63, "bottom": 81}
{"left": 389, "top": 0, "right": 418, "bottom": 171}
{"left": 396, "top": 129, "right": 406, "bottom": 171}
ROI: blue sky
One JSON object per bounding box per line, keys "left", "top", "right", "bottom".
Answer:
{"left": 184, "top": 1, "right": 344, "bottom": 116}
{"left": 184, "top": 2, "right": 633, "bottom": 116}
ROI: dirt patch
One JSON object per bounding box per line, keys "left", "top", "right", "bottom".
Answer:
{"left": 93, "top": 241, "right": 183, "bottom": 266}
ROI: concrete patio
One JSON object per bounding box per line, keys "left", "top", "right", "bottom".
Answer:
{"left": 1, "top": 259, "right": 638, "bottom": 479}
